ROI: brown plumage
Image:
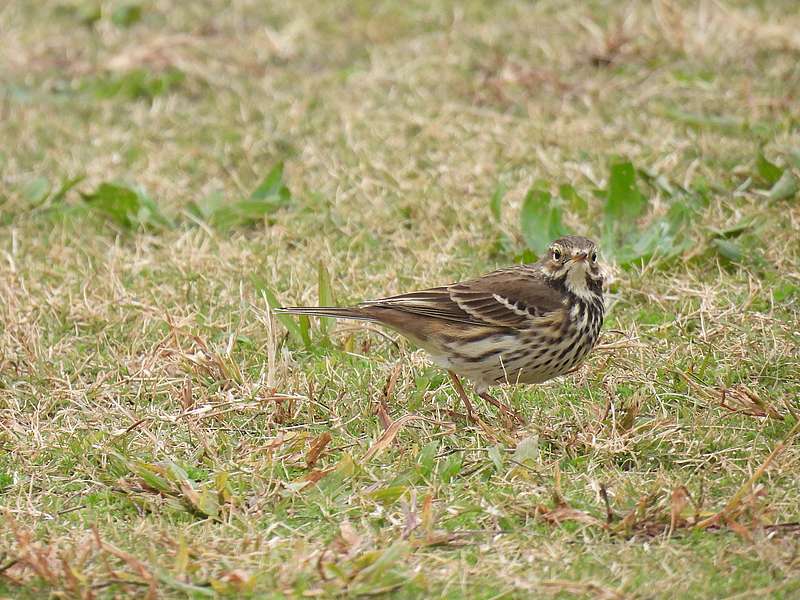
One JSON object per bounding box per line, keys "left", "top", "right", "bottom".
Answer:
{"left": 275, "top": 236, "right": 605, "bottom": 424}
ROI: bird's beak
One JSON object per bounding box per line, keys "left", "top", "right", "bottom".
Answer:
{"left": 572, "top": 252, "right": 588, "bottom": 263}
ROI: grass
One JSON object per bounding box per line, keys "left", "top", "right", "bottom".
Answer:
{"left": 2, "top": 0, "right": 800, "bottom": 597}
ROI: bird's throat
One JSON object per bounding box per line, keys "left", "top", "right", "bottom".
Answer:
{"left": 563, "top": 264, "right": 596, "bottom": 302}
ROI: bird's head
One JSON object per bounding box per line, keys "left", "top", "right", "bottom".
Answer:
{"left": 540, "top": 236, "right": 604, "bottom": 300}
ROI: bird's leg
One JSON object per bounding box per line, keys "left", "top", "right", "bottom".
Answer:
{"left": 478, "top": 391, "right": 524, "bottom": 427}
{"left": 447, "top": 371, "right": 477, "bottom": 422}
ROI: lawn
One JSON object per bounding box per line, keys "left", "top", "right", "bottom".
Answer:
{"left": 2, "top": 0, "right": 800, "bottom": 598}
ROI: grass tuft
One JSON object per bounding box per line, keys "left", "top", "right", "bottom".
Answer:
{"left": 2, "top": 1, "right": 800, "bottom": 597}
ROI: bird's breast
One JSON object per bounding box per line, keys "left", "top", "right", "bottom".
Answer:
{"left": 502, "top": 295, "right": 604, "bottom": 384}
{"left": 429, "top": 294, "right": 604, "bottom": 388}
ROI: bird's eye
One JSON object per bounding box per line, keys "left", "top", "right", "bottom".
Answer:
{"left": 552, "top": 248, "right": 562, "bottom": 261}
{"left": 591, "top": 251, "right": 598, "bottom": 263}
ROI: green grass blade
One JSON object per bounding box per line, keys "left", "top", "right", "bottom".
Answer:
{"left": 490, "top": 182, "right": 505, "bottom": 221}
{"left": 756, "top": 153, "right": 783, "bottom": 185}
{"left": 254, "top": 277, "right": 308, "bottom": 347}
{"left": 317, "top": 262, "right": 336, "bottom": 338}
{"left": 769, "top": 170, "right": 798, "bottom": 201}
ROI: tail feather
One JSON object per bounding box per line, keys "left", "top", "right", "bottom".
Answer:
{"left": 272, "top": 306, "right": 375, "bottom": 322}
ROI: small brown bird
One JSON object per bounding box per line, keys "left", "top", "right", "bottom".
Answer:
{"left": 275, "top": 236, "right": 605, "bottom": 424}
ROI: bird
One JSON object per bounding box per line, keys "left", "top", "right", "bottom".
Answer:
{"left": 274, "top": 236, "right": 605, "bottom": 425}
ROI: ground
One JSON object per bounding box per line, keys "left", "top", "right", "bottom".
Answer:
{"left": 2, "top": 1, "right": 800, "bottom": 598}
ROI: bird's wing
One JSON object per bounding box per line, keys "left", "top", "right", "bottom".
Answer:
{"left": 359, "top": 266, "right": 565, "bottom": 328}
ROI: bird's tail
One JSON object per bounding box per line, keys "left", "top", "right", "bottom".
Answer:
{"left": 272, "top": 306, "right": 375, "bottom": 322}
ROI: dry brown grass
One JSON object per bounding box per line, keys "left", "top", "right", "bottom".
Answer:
{"left": 2, "top": 0, "right": 800, "bottom": 597}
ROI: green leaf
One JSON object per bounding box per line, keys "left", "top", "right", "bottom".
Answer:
{"left": 514, "top": 248, "right": 537, "bottom": 264}
{"left": 520, "top": 187, "right": 567, "bottom": 256}
{"left": 254, "top": 280, "right": 310, "bottom": 349}
{"left": 617, "top": 220, "right": 682, "bottom": 266}
{"left": 488, "top": 444, "right": 504, "bottom": 472}
{"left": 128, "top": 462, "right": 172, "bottom": 494}
{"left": 774, "top": 283, "right": 799, "bottom": 302}
{"left": 438, "top": 453, "right": 462, "bottom": 483}
{"left": 602, "top": 161, "right": 649, "bottom": 259}
{"left": 77, "top": 2, "right": 102, "bottom": 26}
{"left": 611, "top": 187, "right": 703, "bottom": 268}
{"left": 187, "top": 190, "right": 224, "bottom": 221}
{"left": 192, "top": 488, "right": 220, "bottom": 518}
{"left": 81, "top": 182, "right": 169, "bottom": 229}
{"left": 756, "top": 153, "right": 783, "bottom": 185}
{"left": 111, "top": 3, "right": 143, "bottom": 27}
{"left": 81, "top": 183, "right": 140, "bottom": 229}
{"left": 416, "top": 441, "right": 438, "bottom": 478}
{"left": 558, "top": 183, "right": 587, "bottom": 216}
{"left": 22, "top": 176, "right": 51, "bottom": 206}
{"left": 638, "top": 168, "right": 676, "bottom": 197}
{"left": 155, "top": 571, "right": 216, "bottom": 597}
{"left": 789, "top": 149, "right": 800, "bottom": 169}
{"left": 164, "top": 461, "right": 190, "bottom": 483}
{"left": 207, "top": 199, "right": 278, "bottom": 229}
{"left": 489, "top": 232, "right": 513, "bottom": 259}
{"left": 662, "top": 108, "right": 774, "bottom": 137}
{"left": 712, "top": 238, "right": 743, "bottom": 263}
{"left": 490, "top": 182, "right": 505, "bottom": 221}
{"left": 215, "top": 471, "right": 236, "bottom": 504}
{"left": 51, "top": 175, "right": 85, "bottom": 204}
{"left": 768, "top": 170, "right": 798, "bottom": 201}
{"left": 135, "top": 189, "right": 172, "bottom": 228}
{"left": 83, "top": 68, "right": 185, "bottom": 101}
{"left": 250, "top": 162, "right": 291, "bottom": 203}
{"left": 298, "top": 315, "right": 312, "bottom": 348}
{"left": 709, "top": 216, "right": 758, "bottom": 239}
{"left": 512, "top": 435, "right": 539, "bottom": 467}
{"left": 199, "top": 164, "right": 292, "bottom": 230}
{"left": 354, "top": 541, "right": 410, "bottom": 585}
{"left": 621, "top": 203, "right": 689, "bottom": 265}
{"left": 368, "top": 485, "right": 407, "bottom": 506}
{"left": 604, "top": 161, "right": 647, "bottom": 229}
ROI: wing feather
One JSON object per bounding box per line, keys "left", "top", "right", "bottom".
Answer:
{"left": 357, "top": 266, "right": 565, "bottom": 329}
